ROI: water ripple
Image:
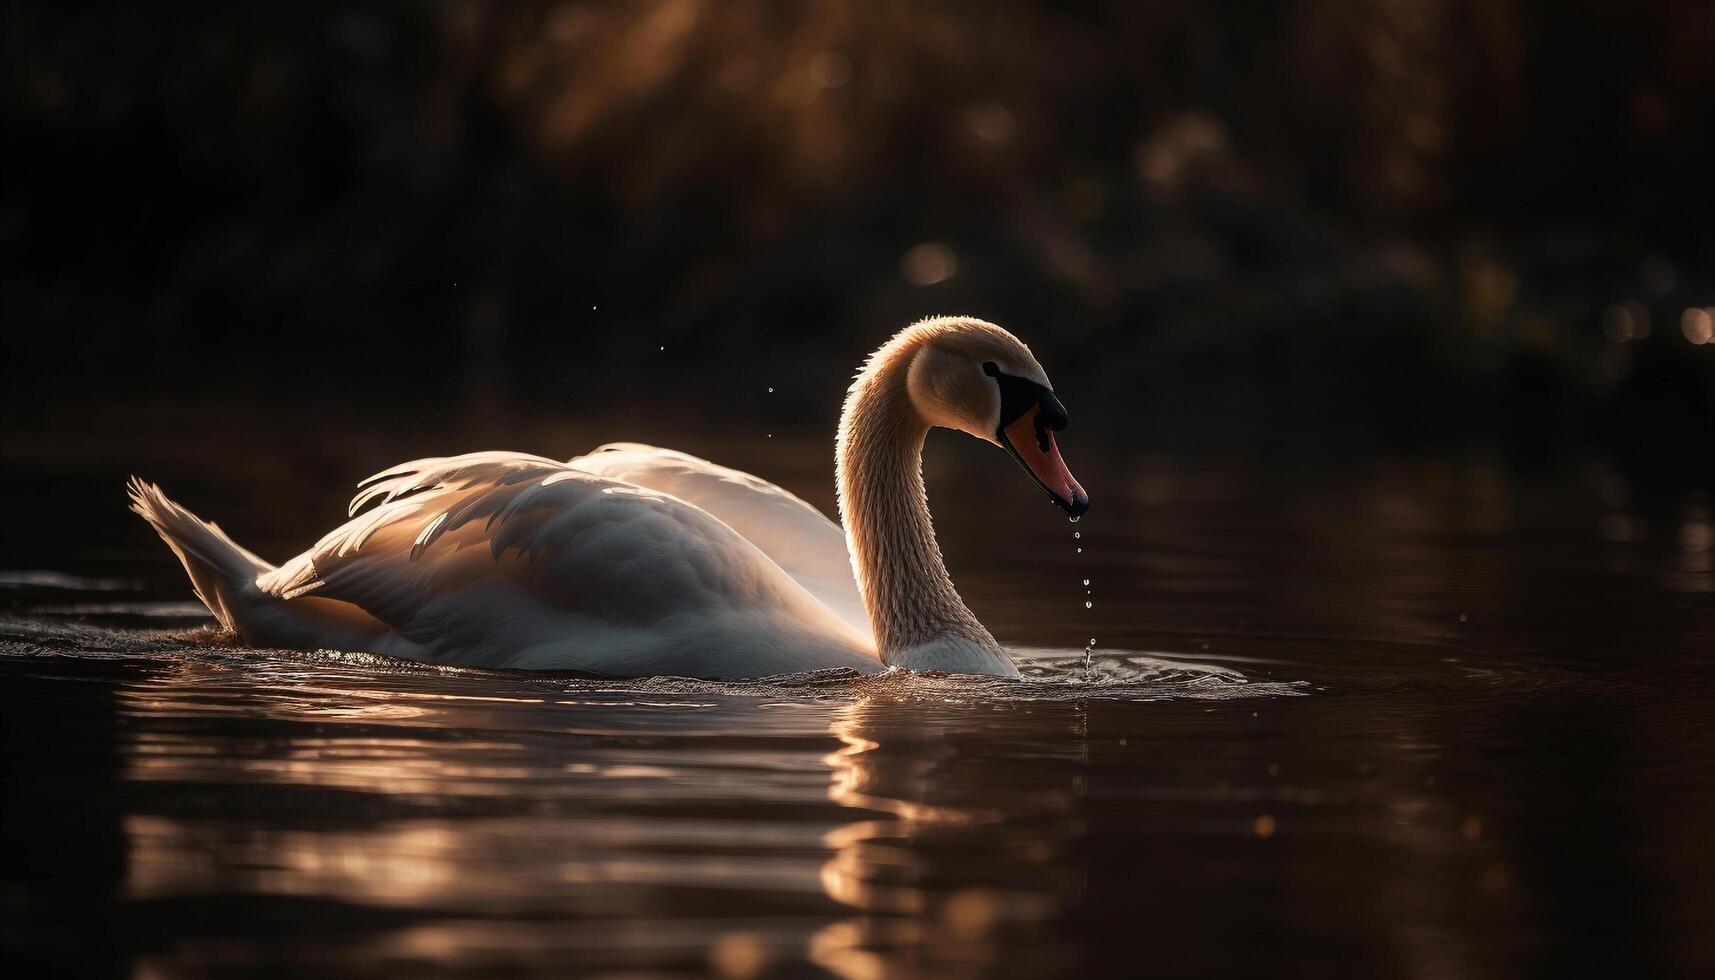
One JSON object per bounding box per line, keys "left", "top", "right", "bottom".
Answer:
{"left": 0, "top": 615, "right": 1305, "bottom": 705}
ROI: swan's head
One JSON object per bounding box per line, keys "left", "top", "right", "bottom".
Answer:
{"left": 904, "top": 317, "right": 1089, "bottom": 517}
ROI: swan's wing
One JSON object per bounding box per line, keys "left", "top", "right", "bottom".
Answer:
{"left": 258, "top": 450, "right": 570, "bottom": 607}
{"left": 256, "top": 451, "right": 873, "bottom": 670}
{"left": 567, "top": 442, "right": 870, "bottom": 639}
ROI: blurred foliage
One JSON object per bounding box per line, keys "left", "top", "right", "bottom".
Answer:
{"left": 2, "top": 0, "right": 1711, "bottom": 469}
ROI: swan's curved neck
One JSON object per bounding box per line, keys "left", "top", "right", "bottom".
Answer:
{"left": 836, "top": 343, "right": 1008, "bottom": 672}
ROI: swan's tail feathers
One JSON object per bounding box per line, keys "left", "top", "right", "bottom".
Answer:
{"left": 127, "top": 478, "right": 273, "bottom": 632}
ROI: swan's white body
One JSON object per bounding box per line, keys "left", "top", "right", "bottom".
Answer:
{"left": 130, "top": 317, "right": 1085, "bottom": 678}
{"left": 130, "top": 449, "right": 879, "bottom": 676}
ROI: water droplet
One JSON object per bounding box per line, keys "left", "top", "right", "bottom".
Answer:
{"left": 659, "top": 345, "right": 665, "bottom": 351}
{"left": 1084, "top": 600, "right": 1092, "bottom": 609}
{"left": 1076, "top": 548, "right": 1082, "bottom": 554}
{"left": 1074, "top": 531, "right": 1080, "bottom": 539}
{"left": 767, "top": 387, "right": 774, "bottom": 393}
{"left": 1069, "top": 516, "right": 1080, "bottom": 523}
{"left": 1089, "top": 638, "right": 1096, "bottom": 646}
{"left": 1082, "top": 579, "right": 1090, "bottom": 586}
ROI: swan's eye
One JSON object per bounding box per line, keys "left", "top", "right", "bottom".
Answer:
{"left": 982, "top": 361, "right": 1000, "bottom": 377}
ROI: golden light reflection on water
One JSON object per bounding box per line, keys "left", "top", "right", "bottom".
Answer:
{"left": 124, "top": 814, "right": 830, "bottom": 906}
{"left": 124, "top": 732, "right": 541, "bottom": 797}
{"left": 809, "top": 692, "right": 1085, "bottom": 978}
{"left": 115, "top": 695, "right": 847, "bottom": 974}
{"left": 111, "top": 662, "right": 858, "bottom": 964}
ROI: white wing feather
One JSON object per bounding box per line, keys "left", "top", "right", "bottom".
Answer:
{"left": 567, "top": 442, "right": 871, "bottom": 639}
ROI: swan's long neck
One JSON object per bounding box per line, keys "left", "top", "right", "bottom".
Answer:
{"left": 836, "top": 341, "right": 1008, "bottom": 672}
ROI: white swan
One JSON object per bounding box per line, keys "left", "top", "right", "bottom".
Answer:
{"left": 128, "top": 317, "right": 1088, "bottom": 678}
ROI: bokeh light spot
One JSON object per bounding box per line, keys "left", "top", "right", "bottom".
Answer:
{"left": 965, "top": 101, "right": 1016, "bottom": 145}
{"left": 710, "top": 931, "right": 769, "bottom": 979}
{"left": 1600, "top": 303, "right": 1634, "bottom": 343}
{"left": 810, "top": 51, "right": 852, "bottom": 90}
{"left": 942, "top": 888, "right": 999, "bottom": 939}
{"left": 1681, "top": 307, "right": 1713, "bottom": 345}
{"left": 901, "top": 242, "right": 956, "bottom": 286}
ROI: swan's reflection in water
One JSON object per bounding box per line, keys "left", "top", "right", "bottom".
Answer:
{"left": 810, "top": 688, "right": 1088, "bottom": 979}
{"left": 105, "top": 652, "right": 851, "bottom": 976}
{"left": 112, "top": 655, "right": 1103, "bottom": 976}
{"left": 91, "top": 634, "right": 1305, "bottom": 976}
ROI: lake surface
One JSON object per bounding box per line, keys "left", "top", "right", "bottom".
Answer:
{"left": 3, "top": 444, "right": 1712, "bottom": 978}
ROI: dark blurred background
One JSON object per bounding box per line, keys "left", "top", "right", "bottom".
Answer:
{"left": 3, "top": 0, "right": 1713, "bottom": 523}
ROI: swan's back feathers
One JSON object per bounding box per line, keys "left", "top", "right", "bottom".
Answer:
{"left": 254, "top": 451, "right": 876, "bottom": 672}
{"left": 346, "top": 451, "right": 565, "bottom": 517}
{"left": 260, "top": 452, "right": 565, "bottom": 600}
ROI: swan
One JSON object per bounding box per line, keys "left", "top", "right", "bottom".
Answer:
{"left": 128, "top": 316, "right": 1089, "bottom": 678}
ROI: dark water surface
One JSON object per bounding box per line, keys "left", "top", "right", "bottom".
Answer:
{"left": 3, "top": 444, "right": 1713, "bottom": 978}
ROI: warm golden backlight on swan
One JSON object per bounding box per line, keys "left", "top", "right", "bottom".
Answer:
{"left": 129, "top": 317, "right": 1086, "bottom": 678}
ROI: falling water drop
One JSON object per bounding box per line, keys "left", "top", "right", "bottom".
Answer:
{"left": 1069, "top": 515, "right": 1080, "bottom": 523}
{"left": 767, "top": 387, "right": 774, "bottom": 393}
{"left": 1075, "top": 524, "right": 1093, "bottom": 677}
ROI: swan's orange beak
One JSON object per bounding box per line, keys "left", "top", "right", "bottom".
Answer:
{"left": 1000, "top": 405, "right": 1089, "bottom": 517}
